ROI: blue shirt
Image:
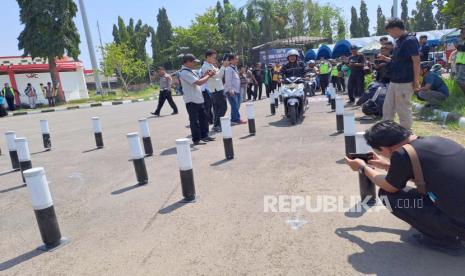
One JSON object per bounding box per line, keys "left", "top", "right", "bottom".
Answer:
{"left": 423, "top": 72, "right": 449, "bottom": 96}
{"left": 390, "top": 34, "right": 420, "bottom": 83}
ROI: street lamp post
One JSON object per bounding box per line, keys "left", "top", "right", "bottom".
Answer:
{"left": 393, "top": 0, "right": 398, "bottom": 18}
{"left": 78, "top": 0, "right": 103, "bottom": 95}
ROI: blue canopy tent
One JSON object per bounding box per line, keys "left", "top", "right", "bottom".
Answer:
{"left": 304, "top": 49, "right": 317, "bottom": 62}
{"left": 331, "top": 40, "right": 352, "bottom": 59}
{"left": 316, "top": 45, "right": 332, "bottom": 60}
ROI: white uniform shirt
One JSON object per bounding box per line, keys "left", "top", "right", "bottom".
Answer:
{"left": 201, "top": 61, "right": 225, "bottom": 92}
{"left": 224, "top": 65, "right": 241, "bottom": 95}
{"left": 179, "top": 66, "right": 204, "bottom": 104}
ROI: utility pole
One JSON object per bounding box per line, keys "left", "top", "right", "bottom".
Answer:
{"left": 78, "top": 0, "right": 103, "bottom": 95}
{"left": 393, "top": 0, "right": 398, "bottom": 18}
{"left": 97, "top": 21, "right": 111, "bottom": 92}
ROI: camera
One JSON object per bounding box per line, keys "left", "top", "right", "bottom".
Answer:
{"left": 347, "top": 152, "right": 374, "bottom": 163}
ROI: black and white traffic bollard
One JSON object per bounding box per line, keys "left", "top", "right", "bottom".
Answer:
{"left": 5, "top": 131, "right": 20, "bottom": 170}
{"left": 327, "top": 84, "right": 332, "bottom": 104}
{"left": 127, "top": 133, "right": 148, "bottom": 185}
{"left": 343, "top": 112, "right": 356, "bottom": 156}
{"left": 92, "top": 117, "right": 104, "bottom": 148}
{"left": 176, "top": 138, "right": 196, "bottom": 202}
{"left": 24, "top": 167, "right": 68, "bottom": 250}
{"left": 246, "top": 103, "right": 256, "bottom": 135}
{"left": 221, "top": 116, "right": 234, "bottom": 160}
{"left": 138, "top": 118, "right": 154, "bottom": 156}
{"left": 269, "top": 92, "right": 276, "bottom": 115}
{"left": 336, "top": 97, "right": 344, "bottom": 133}
{"left": 274, "top": 91, "right": 279, "bottom": 108}
{"left": 356, "top": 132, "right": 376, "bottom": 205}
{"left": 15, "top": 137, "right": 32, "bottom": 183}
{"left": 330, "top": 88, "right": 336, "bottom": 111}
{"left": 40, "top": 120, "right": 52, "bottom": 151}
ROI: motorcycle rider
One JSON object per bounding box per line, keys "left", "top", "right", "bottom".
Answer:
{"left": 280, "top": 49, "right": 306, "bottom": 80}
{"left": 305, "top": 60, "right": 319, "bottom": 96}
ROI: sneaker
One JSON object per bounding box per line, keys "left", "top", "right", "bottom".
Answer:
{"left": 201, "top": 136, "right": 216, "bottom": 142}
{"left": 211, "top": 126, "right": 222, "bottom": 132}
{"left": 150, "top": 112, "right": 160, "bottom": 116}
{"left": 171, "top": 111, "right": 178, "bottom": 115}
{"left": 193, "top": 140, "right": 207, "bottom": 146}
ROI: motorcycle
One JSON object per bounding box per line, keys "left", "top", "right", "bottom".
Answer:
{"left": 304, "top": 72, "right": 317, "bottom": 97}
{"left": 281, "top": 77, "right": 308, "bottom": 125}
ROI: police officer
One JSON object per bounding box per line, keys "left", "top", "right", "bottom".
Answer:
{"left": 347, "top": 45, "right": 365, "bottom": 104}
{"left": 1, "top": 83, "right": 16, "bottom": 111}
{"left": 455, "top": 22, "right": 465, "bottom": 96}
{"left": 318, "top": 57, "right": 331, "bottom": 95}
{"left": 280, "top": 49, "right": 306, "bottom": 80}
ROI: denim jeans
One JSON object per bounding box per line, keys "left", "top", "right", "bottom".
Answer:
{"left": 227, "top": 93, "right": 241, "bottom": 123}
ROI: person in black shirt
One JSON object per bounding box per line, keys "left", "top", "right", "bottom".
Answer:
{"left": 252, "top": 63, "right": 264, "bottom": 100}
{"left": 419, "top": 35, "right": 431, "bottom": 62}
{"left": 280, "top": 49, "right": 306, "bottom": 80}
{"left": 346, "top": 121, "right": 465, "bottom": 255}
{"left": 347, "top": 45, "right": 365, "bottom": 103}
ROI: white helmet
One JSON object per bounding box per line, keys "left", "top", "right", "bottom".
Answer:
{"left": 308, "top": 60, "right": 316, "bottom": 65}
{"left": 286, "top": 49, "right": 299, "bottom": 59}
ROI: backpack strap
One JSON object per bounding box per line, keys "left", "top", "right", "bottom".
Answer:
{"left": 402, "top": 144, "right": 427, "bottom": 194}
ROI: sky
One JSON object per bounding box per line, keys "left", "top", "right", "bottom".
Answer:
{"left": 1, "top": 0, "right": 417, "bottom": 68}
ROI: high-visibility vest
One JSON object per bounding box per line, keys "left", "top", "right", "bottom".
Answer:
{"left": 320, "top": 63, "right": 330, "bottom": 74}
{"left": 457, "top": 39, "right": 465, "bottom": 65}
{"left": 331, "top": 67, "right": 339, "bottom": 77}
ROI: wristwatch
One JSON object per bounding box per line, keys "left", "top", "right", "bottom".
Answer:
{"left": 358, "top": 164, "right": 366, "bottom": 175}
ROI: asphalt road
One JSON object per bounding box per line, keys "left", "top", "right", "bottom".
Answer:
{"left": 1, "top": 95, "right": 464, "bottom": 275}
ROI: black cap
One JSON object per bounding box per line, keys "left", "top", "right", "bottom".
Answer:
{"left": 182, "top": 54, "right": 200, "bottom": 64}
{"left": 351, "top": 45, "right": 359, "bottom": 50}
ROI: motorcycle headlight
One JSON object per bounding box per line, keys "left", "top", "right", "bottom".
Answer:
{"left": 289, "top": 83, "right": 297, "bottom": 89}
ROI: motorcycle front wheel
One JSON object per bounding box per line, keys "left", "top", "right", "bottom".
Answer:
{"left": 289, "top": 105, "right": 297, "bottom": 125}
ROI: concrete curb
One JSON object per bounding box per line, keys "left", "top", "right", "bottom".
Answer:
{"left": 6, "top": 97, "right": 156, "bottom": 117}
{"left": 412, "top": 102, "right": 465, "bottom": 129}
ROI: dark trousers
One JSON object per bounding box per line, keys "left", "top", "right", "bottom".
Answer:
{"left": 154, "top": 90, "right": 178, "bottom": 115}
{"left": 185, "top": 102, "right": 209, "bottom": 143}
{"left": 5, "top": 96, "right": 15, "bottom": 111}
{"left": 211, "top": 91, "right": 227, "bottom": 128}
{"left": 253, "top": 82, "right": 263, "bottom": 100}
{"left": 47, "top": 97, "right": 55, "bottom": 107}
{"left": 202, "top": 90, "right": 213, "bottom": 124}
{"left": 247, "top": 84, "right": 254, "bottom": 100}
{"left": 379, "top": 189, "right": 465, "bottom": 245}
{"left": 320, "top": 74, "right": 330, "bottom": 95}
{"left": 265, "top": 84, "right": 272, "bottom": 98}
{"left": 348, "top": 73, "right": 364, "bottom": 102}
{"left": 331, "top": 76, "right": 339, "bottom": 89}
{"left": 339, "top": 77, "right": 346, "bottom": 91}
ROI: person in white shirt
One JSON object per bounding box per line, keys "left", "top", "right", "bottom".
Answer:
{"left": 224, "top": 54, "right": 246, "bottom": 125}
{"left": 201, "top": 49, "right": 228, "bottom": 132}
{"left": 179, "top": 54, "right": 216, "bottom": 145}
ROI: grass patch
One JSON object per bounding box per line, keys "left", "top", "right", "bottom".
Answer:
{"left": 412, "top": 120, "right": 465, "bottom": 146}
{"left": 438, "top": 79, "right": 465, "bottom": 116}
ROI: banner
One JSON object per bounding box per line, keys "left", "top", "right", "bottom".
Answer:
{"left": 259, "top": 48, "right": 304, "bottom": 65}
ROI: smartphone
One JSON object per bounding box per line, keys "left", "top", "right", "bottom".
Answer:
{"left": 347, "top": 152, "right": 374, "bottom": 162}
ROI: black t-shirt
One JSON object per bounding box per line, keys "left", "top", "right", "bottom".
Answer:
{"left": 252, "top": 69, "right": 263, "bottom": 82}
{"left": 386, "top": 136, "right": 465, "bottom": 223}
{"left": 419, "top": 44, "right": 430, "bottom": 62}
{"left": 348, "top": 54, "right": 365, "bottom": 76}
{"left": 390, "top": 33, "right": 420, "bottom": 83}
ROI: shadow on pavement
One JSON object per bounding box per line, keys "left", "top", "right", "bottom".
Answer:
{"left": 336, "top": 158, "right": 346, "bottom": 165}
{"left": 0, "top": 184, "right": 26, "bottom": 194}
{"left": 335, "top": 225, "right": 465, "bottom": 275}
{"left": 158, "top": 200, "right": 188, "bottom": 215}
{"left": 268, "top": 116, "right": 306, "bottom": 128}
{"left": 344, "top": 202, "right": 375, "bottom": 218}
{"left": 111, "top": 183, "right": 142, "bottom": 195}
{"left": 329, "top": 132, "right": 343, "bottom": 137}
{"left": 160, "top": 147, "right": 177, "bottom": 156}
{"left": 0, "top": 170, "right": 19, "bottom": 177}
{"left": 31, "top": 149, "right": 51, "bottom": 155}
{"left": 211, "top": 159, "right": 232, "bottom": 167}
{"left": 82, "top": 148, "right": 103, "bottom": 153}
{"left": 239, "top": 134, "right": 255, "bottom": 140}
{"left": 0, "top": 248, "right": 44, "bottom": 271}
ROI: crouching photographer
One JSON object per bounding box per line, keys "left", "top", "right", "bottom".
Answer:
{"left": 345, "top": 120, "right": 465, "bottom": 255}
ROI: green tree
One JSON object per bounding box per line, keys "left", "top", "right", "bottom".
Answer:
{"left": 102, "top": 43, "right": 146, "bottom": 93}
{"left": 273, "top": 0, "right": 289, "bottom": 39}
{"left": 350, "top": 6, "right": 360, "bottom": 38}
{"left": 442, "top": 0, "right": 465, "bottom": 27}
{"left": 289, "top": 0, "right": 305, "bottom": 36}
{"left": 336, "top": 16, "right": 346, "bottom": 41}
{"left": 412, "top": 0, "right": 436, "bottom": 31}
{"left": 376, "top": 6, "right": 387, "bottom": 35}
{"left": 112, "top": 16, "right": 150, "bottom": 62}
{"left": 306, "top": 0, "right": 322, "bottom": 37}
{"left": 17, "top": 0, "right": 80, "bottom": 100}
{"left": 359, "top": 0, "right": 370, "bottom": 36}
{"left": 401, "top": 0, "right": 410, "bottom": 30}
{"left": 434, "top": 0, "right": 447, "bottom": 29}
{"left": 152, "top": 7, "right": 174, "bottom": 68}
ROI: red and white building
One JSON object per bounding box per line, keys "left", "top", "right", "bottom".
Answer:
{"left": 0, "top": 56, "right": 89, "bottom": 106}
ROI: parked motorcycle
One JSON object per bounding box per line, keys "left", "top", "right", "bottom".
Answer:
{"left": 281, "top": 77, "right": 308, "bottom": 125}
